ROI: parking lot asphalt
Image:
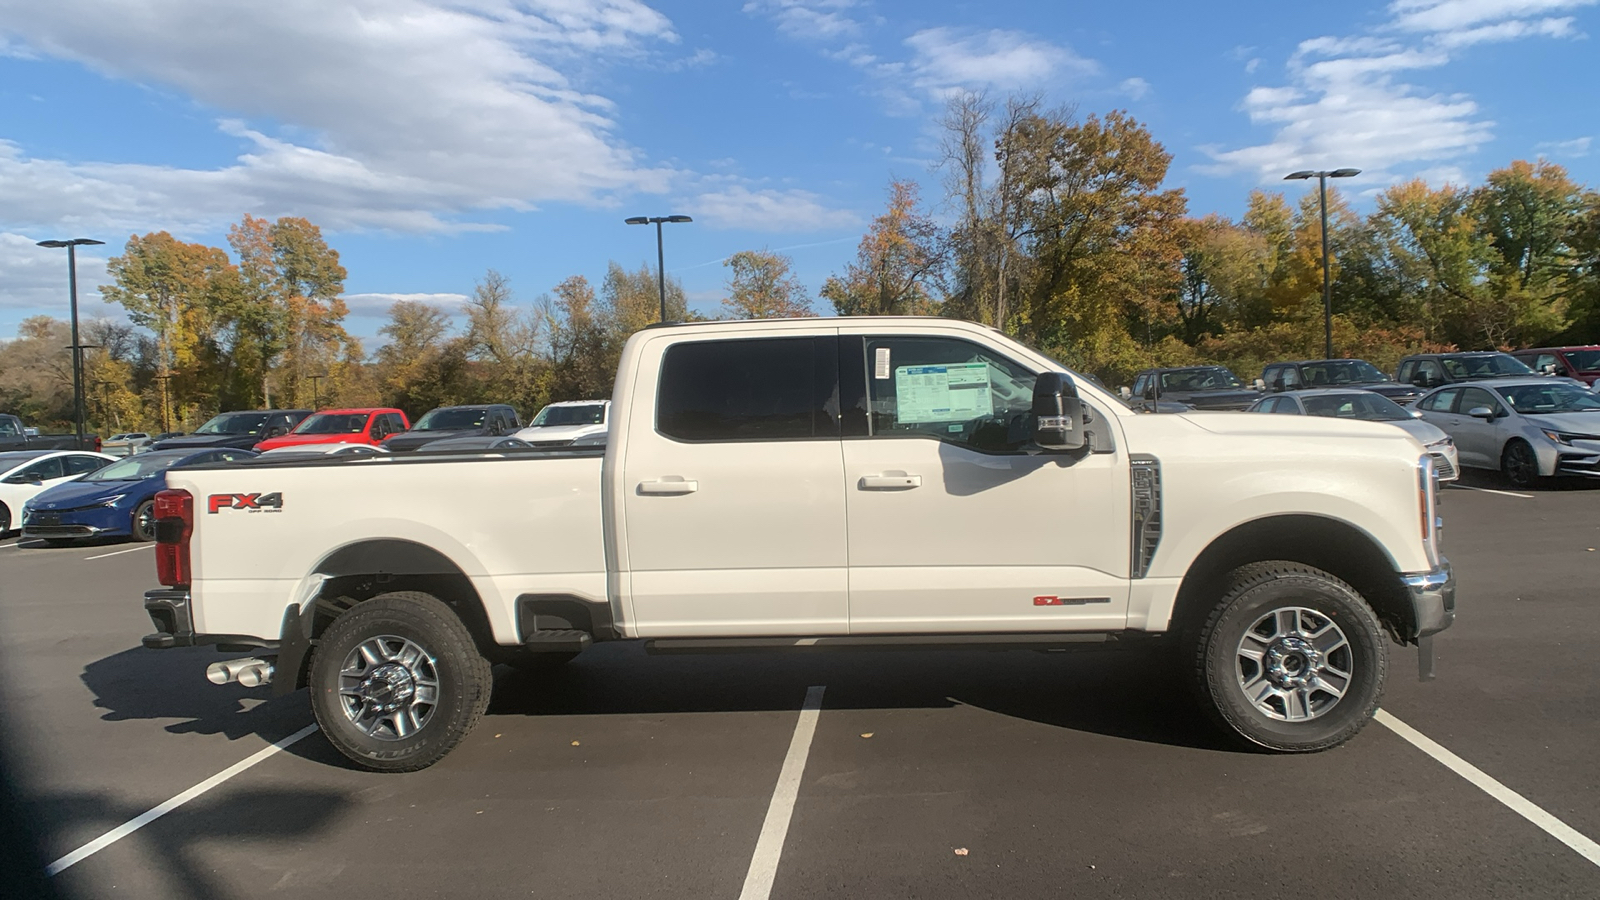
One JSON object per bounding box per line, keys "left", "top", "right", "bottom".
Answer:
{"left": 2, "top": 473, "right": 1598, "bottom": 899}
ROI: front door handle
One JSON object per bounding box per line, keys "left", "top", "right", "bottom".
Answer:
{"left": 638, "top": 477, "right": 698, "bottom": 495}
{"left": 860, "top": 472, "right": 922, "bottom": 490}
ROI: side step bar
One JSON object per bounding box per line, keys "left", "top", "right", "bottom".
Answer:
{"left": 645, "top": 632, "right": 1117, "bottom": 655}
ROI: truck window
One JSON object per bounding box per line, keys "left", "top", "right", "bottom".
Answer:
{"left": 0, "top": 417, "right": 19, "bottom": 436}
{"left": 861, "top": 336, "right": 1036, "bottom": 452}
{"left": 657, "top": 337, "right": 832, "bottom": 441}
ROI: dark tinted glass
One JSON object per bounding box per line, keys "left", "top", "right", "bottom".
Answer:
{"left": 658, "top": 337, "right": 828, "bottom": 441}
{"left": 63, "top": 455, "right": 107, "bottom": 475}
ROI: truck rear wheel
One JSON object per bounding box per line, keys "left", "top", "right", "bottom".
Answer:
{"left": 1190, "top": 562, "right": 1387, "bottom": 752}
{"left": 309, "top": 591, "right": 493, "bottom": 772}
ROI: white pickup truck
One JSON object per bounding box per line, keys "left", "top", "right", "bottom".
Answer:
{"left": 141, "top": 317, "right": 1454, "bottom": 772}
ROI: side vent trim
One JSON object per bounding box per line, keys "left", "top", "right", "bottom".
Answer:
{"left": 1130, "top": 455, "right": 1162, "bottom": 579}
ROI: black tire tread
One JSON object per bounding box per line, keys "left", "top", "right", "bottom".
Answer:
{"left": 1188, "top": 560, "right": 1387, "bottom": 753}
{"left": 1501, "top": 439, "right": 1539, "bottom": 490}
{"left": 310, "top": 591, "right": 493, "bottom": 773}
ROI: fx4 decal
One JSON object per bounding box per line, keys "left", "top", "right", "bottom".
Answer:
{"left": 207, "top": 492, "right": 284, "bottom": 514}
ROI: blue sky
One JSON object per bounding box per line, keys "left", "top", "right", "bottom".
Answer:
{"left": 2, "top": 0, "right": 1596, "bottom": 346}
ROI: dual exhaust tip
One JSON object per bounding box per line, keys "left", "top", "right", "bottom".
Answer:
{"left": 206, "top": 657, "right": 274, "bottom": 688}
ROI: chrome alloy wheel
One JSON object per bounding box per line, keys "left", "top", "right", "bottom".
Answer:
{"left": 1235, "top": 607, "right": 1352, "bottom": 722}
{"left": 338, "top": 635, "right": 440, "bottom": 740}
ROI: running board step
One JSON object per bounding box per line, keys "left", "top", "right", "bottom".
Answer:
{"left": 523, "top": 629, "right": 593, "bottom": 652}
{"left": 645, "top": 633, "right": 1113, "bottom": 655}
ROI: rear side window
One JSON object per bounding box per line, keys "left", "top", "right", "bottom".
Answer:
{"left": 1271, "top": 397, "right": 1302, "bottom": 414}
{"left": 63, "top": 455, "right": 106, "bottom": 476}
{"left": 657, "top": 337, "right": 834, "bottom": 442}
{"left": 1419, "top": 388, "right": 1460, "bottom": 412}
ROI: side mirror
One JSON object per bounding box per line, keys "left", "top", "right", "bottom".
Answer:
{"left": 266, "top": 425, "right": 289, "bottom": 438}
{"left": 1466, "top": 406, "right": 1496, "bottom": 420}
{"left": 1252, "top": 378, "right": 1266, "bottom": 391}
{"left": 1410, "top": 409, "right": 1425, "bottom": 419}
{"left": 1540, "top": 363, "right": 1558, "bottom": 375}
{"left": 1031, "top": 372, "right": 1088, "bottom": 453}
{"left": 1118, "top": 386, "right": 1131, "bottom": 400}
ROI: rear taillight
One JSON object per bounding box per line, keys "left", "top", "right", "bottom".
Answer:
{"left": 153, "top": 489, "right": 193, "bottom": 587}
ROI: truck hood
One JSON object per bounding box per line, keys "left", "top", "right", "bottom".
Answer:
{"left": 255, "top": 433, "right": 365, "bottom": 452}
{"left": 1163, "top": 389, "right": 1261, "bottom": 410}
{"left": 512, "top": 423, "right": 605, "bottom": 443}
{"left": 383, "top": 430, "right": 474, "bottom": 451}
{"left": 153, "top": 434, "right": 256, "bottom": 450}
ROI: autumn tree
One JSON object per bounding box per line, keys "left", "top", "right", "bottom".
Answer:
{"left": 721, "top": 250, "right": 813, "bottom": 318}
{"left": 463, "top": 269, "right": 549, "bottom": 412}
{"left": 821, "top": 179, "right": 944, "bottom": 316}
{"left": 546, "top": 275, "right": 614, "bottom": 401}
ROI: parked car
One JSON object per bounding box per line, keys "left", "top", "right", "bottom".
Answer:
{"left": 1412, "top": 378, "right": 1600, "bottom": 488}
{"left": 154, "top": 410, "right": 312, "bottom": 451}
{"left": 21, "top": 447, "right": 257, "bottom": 543}
{"left": 1259, "top": 359, "right": 1420, "bottom": 405}
{"left": 1510, "top": 346, "right": 1600, "bottom": 387}
{"left": 0, "top": 413, "right": 101, "bottom": 452}
{"left": 381, "top": 404, "right": 521, "bottom": 452}
{"left": 0, "top": 450, "right": 115, "bottom": 535}
{"left": 144, "top": 316, "right": 1453, "bottom": 772}
{"left": 1247, "top": 389, "right": 1458, "bottom": 481}
{"left": 420, "top": 435, "right": 533, "bottom": 451}
{"left": 514, "top": 400, "right": 609, "bottom": 447}
{"left": 102, "top": 432, "right": 154, "bottom": 457}
{"left": 253, "top": 408, "right": 409, "bottom": 453}
{"left": 1121, "top": 366, "right": 1259, "bottom": 411}
{"left": 1394, "top": 352, "right": 1535, "bottom": 390}
{"left": 254, "top": 443, "right": 388, "bottom": 459}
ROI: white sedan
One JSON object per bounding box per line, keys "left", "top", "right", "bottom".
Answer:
{"left": 0, "top": 449, "right": 116, "bottom": 534}
{"left": 1246, "top": 389, "right": 1460, "bottom": 481}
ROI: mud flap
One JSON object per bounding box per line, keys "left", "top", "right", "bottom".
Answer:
{"left": 1417, "top": 634, "right": 1435, "bottom": 682}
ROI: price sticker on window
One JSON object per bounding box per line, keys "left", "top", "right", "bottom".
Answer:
{"left": 875, "top": 347, "right": 891, "bottom": 380}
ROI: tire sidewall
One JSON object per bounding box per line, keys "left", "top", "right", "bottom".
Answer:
{"left": 1203, "top": 572, "right": 1386, "bottom": 750}
{"left": 1502, "top": 440, "right": 1537, "bottom": 489}
{"left": 310, "top": 600, "right": 481, "bottom": 769}
{"left": 0, "top": 502, "right": 10, "bottom": 536}
{"left": 131, "top": 500, "right": 156, "bottom": 542}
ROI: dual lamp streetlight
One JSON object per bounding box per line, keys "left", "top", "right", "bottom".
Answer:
{"left": 624, "top": 215, "right": 693, "bottom": 323}
{"left": 1282, "top": 168, "right": 1360, "bottom": 359}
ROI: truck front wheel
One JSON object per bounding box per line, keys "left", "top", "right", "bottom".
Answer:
{"left": 1190, "top": 562, "right": 1387, "bottom": 752}
{"left": 309, "top": 591, "right": 494, "bottom": 772}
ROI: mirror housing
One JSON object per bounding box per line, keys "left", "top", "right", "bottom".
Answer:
{"left": 1410, "top": 409, "right": 1425, "bottom": 419}
{"left": 1252, "top": 378, "right": 1267, "bottom": 391}
{"left": 1466, "top": 405, "right": 1496, "bottom": 420}
{"left": 1031, "top": 372, "right": 1088, "bottom": 453}
{"left": 1540, "top": 363, "right": 1559, "bottom": 375}
{"left": 1118, "top": 386, "right": 1131, "bottom": 400}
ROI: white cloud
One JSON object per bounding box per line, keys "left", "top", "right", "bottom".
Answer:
{"left": 0, "top": 232, "right": 110, "bottom": 313}
{"left": 689, "top": 186, "right": 860, "bottom": 232}
{"left": 1245, "top": 57, "right": 1262, "bottom": 73}
{"left": 903, "top": 27, "right": 1098, "bottom": 97}
{"left": 1205, "top": 0, "right": 1588, "bottom": 182}
{"left": 342, "top": 292, "right": 471, "bottom": 319}
{"left": 1536, "top": 135, "right": 1593, "bottom": 157}
{"left": 743, "top": 0, "right": 862, "bottom": 40}
{"left": 0, "top": 0, "right": 682, "bottom": 238}
{"left": 1119, "top": 77, "right": 1152, "bottom": 100}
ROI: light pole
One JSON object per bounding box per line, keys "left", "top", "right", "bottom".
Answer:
{"left": 307, "top": 373, "right": 329, "bottom": 410}
{"left": 36, "top": 238, "right": 105, "bottom": 448}
{"left": 1283, "top": 169, "right": 1360, "bottom": 359}
{"left": 624, "top": 215, "right": 693, "bottom": 323}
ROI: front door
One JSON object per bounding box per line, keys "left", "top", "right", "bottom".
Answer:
{"left": 621, "top": 330, "right": 848, "bottom": 637}
{"left": 839, "top": 331, "right": 1130, "bottom": 633}
{"left": 1454, "top": 386, "right": 1507, "bottom": 467}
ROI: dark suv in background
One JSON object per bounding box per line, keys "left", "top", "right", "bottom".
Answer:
{"left": 152, "top": 409, "right": 312, "bottom": 451}
{"left": 1511, "top": 346, "right": 1600, "bottom": 387}
{"left": 1259, "top": 359, "right": 1420, "bottom": 404}
{"left": 382, "top": 404, "right": 521, "bottom": 452}
{"left": 1395, "top": 352, "right": 1535, "bottom": 390}
{"left": 1122, "top": 366, "right": 1260, "bottom": 411}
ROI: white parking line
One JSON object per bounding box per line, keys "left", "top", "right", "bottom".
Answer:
{"left": 738, "top": 685, "right": 826, "bottom": 900}
{"left": 1375, "top": 710, "right": 1600, "bottom": 868}
{"left": 1449, "top": 484, "right": 1534, "bottom": 499}
{"left": 83, "top": 545, "right": 155, "bottom": 561}
{"left": 46, "top": 724, "right": 320, "bottom": 876}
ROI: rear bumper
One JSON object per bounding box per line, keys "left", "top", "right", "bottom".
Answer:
{"left": 1401, "top": 559, "right": 1455, "bottom": 638}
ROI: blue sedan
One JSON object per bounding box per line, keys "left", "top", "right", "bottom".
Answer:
{"left": 21, "top": 447, "right": 255, "bottom": 544}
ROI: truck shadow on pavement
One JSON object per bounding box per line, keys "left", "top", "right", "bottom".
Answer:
{"left": 487, "top": 641, "right": 1236, "bottom": 753}
{"left": 80, "top": 646, "right": 311, "bottom": 742}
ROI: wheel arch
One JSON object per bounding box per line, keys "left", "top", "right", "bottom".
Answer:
{"left": 1170, "top": 514, "right": 1417, "bottom": 646}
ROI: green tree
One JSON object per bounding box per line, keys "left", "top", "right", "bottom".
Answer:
{"left": 721, "top": 250, "right": 813, "bottom": 318}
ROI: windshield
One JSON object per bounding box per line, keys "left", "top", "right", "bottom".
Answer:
{"left": 1302, "top": 392, "right": 1411, "bottom": 421}
{"left": 531, "top": 404, "right": 605, "bottom": 427}
{"left": 293, "top": 412, "right": 369, "bottom": 435}
{"left": 1160, "top": 367, "right": 1243, "bottom": 391}
{"left": 192, "top": 413, "right": 270, "bottom": 435}
{"left": 414, "top": 408, "right": 487, "bottom": 430}
{"left": 83, "top": 452, "right": 190, "bottom": 481}
{"left": 1299, "top": 361, "right": 1389, "bottom": 385}
{"left": 1499, "top": 383, "right": 1600, "bottom": 414}
{"left": 1440, "top": 354, "right": 1534, "bottom": 379}
{"left": 1562, "top": 350, "right": 1600, "bottom": 372}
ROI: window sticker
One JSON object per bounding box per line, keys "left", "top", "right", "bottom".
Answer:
{"left": 875, "top": 347, "right": 892, "bottom": 380}
{"left": 894, "top": 363, "right": 993, "bottom": 424}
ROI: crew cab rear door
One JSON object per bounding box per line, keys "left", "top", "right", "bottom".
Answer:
{"left": 837, "top": 329, "right": 1130, "bottom": 633}
{"left": 619, "top": 329, "right": 848, "bottom": 636}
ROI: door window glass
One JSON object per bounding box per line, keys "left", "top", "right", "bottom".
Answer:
{"left": 1271, "top": 397, "right": 1302, "bottom": 414}
{"left": 1459, "top": 387, "right": 1501, "bottom": 415}
{"left": 0, "top": 418, "right": 19, "bottom": 436}
{"left": 1254, "top": 397, "right": 1278, "bottom": 413}
{"left": 1418, "top": 388, "right": 1460, "bottom": 412}
{"left": 63, "top": 455, "right": 106, "bottom": 476}
{"left": 657, "top": 337, "right": 832, "bottom": 442}
{"left": 1418, "top": 361, "right": 1444, "bottom": 383}
{"left": 861, "top": 337, "right": 1037, "bottom": 452}
{"left": 17, "top": 458, "right": 66, "bottom": 481}
{"left": 1281, "top": 366, "right": 1302, "bottom": 388}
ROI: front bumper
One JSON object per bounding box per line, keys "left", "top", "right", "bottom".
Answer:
{"left": 22, "top": 505, "right": 125, "bottom": 538}
{"left": 1401, "top": 559, "right": 1455, "bottom": 638}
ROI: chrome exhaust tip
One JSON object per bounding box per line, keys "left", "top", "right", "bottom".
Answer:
{"left": 206, "top": 657, "right": 274, "bottom": 686}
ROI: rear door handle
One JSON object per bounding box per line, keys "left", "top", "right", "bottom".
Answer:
{"left": 638, "top": 477, "right": 698, "bottom": 495}
{"left": 860, "top": 473, "right": 922, "bottom": 490}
